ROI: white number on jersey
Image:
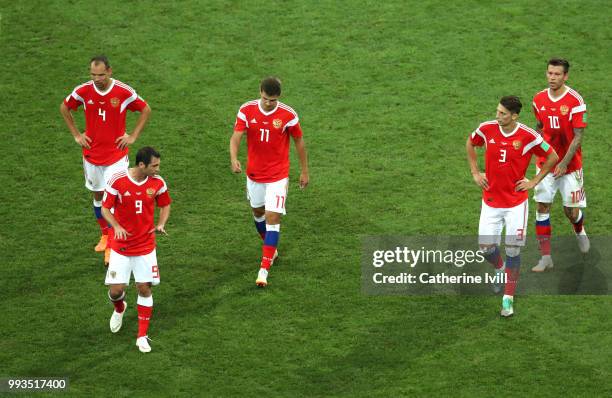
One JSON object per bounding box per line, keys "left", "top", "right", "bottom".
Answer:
{"left": 260, "top": 128, "right": 270, "bottom": 142}
{"left": 98, "top": 108, "right": 106, "bottom": 122}
{"left": 499, "top": 149, "right": 507, "bottom": 163}
{"left": 548, "top": 115, "right": 560, "bottom": 129}
{"left": 135, "top": 200, "right": 143, "bottom": 214}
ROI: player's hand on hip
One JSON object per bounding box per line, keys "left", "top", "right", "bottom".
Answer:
{"left": 299, "top": 172, "right": 309, "bottom": 189}
{"left": 115, "top": 134, "right": 135, "bottom": 150}
{"left": 515, "top": 178, "right": 535, "bottom": 191}
{"left": 75, "top": 133, "right": 92, "bottom": 149}
{"left": 231, "top": 159, "right": 242, "bottom": 173}
{"left": 472, "top": 172, "right": 489, "bottom": 190}
{"left": 553, "top": 163, "right": 567, "bottom": 179}
{"left": 114, "top": 225, "right": 131, "bottom": 240}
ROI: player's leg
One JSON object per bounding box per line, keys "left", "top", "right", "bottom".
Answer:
{"left": 247, "top": 177, "right": 267, "bottom": 240}
{"left": 105, "top": 249, "right": 132, "bottom": 333}
{"left": 478, "top": 202, "right": 504, "bottom": 293}
{"left": 252, "top": 207, "right": 266, "bottom": 240}
{"left": 502, "top": 200, "right": 528, "bottom": 317}
{"left": 256, "top": 178, "right": 288, "bottom": 287}
{"left": 133, "top": 250, "right": 159, "bottom": 353}
{"left": 559, "top": 169, "right": 589, "bottom": 253}
{"left": 533, "top": 170, "right": 556, "bottom": 272}
{"left": 84, "top": 158, "right": 110, "bottom": 252}
{"left": 101, "top": 156, "right": 130, "bottom": 264}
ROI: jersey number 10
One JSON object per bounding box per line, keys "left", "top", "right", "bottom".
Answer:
{"left": 548, "top": 116, "right": 560, "bottom": 129}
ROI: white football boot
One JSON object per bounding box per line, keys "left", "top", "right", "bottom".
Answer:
{"left": 532, "top": 256, "right": 554, "bottom": 272}
{"left": 110, "top": 301, "right": 127, "bottom": 333}
{"left": 136, "top": 336, "right": 152, "bottom": 353}
{"left": 501, "top": 295, "right": 514, "bottom": 317}
{"left": 576, "top": 228, "right": 590, "bottom": 254}
{"left": 256, "top": 268, "right": 269, "bottom": 287}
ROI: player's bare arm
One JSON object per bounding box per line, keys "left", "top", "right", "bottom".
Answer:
{"left": 553, "top": 127, "right": 584, "bottom": 178}
{"left": 115, "top": 104, "right": 152, "bottom": 150}
{"left": 466, "top": 137, "right": 489, "bottom": 190}
{"left": 101, "top": 207, "right": 131, "bottom": 240}
{"left": 516, "top": 149, "right": 559, "bottom": 191}
{"left": 229, "top": 130, "right": 244, "bottom": 173}
{"left": 60, "top": 102, "right": 91, "bottom": 149}
{"left": 535, "top": 120, "right": 543, "bottom": 134}
{"left": 292, "top": 135, "right": 309, "bottom": 189}
{"left": 155, "top": 205, "right": 171, "bottom": 235}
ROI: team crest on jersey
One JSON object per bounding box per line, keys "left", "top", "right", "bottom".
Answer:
{"left": 273, "top": 119, "right": 283, "bottom": 129}
{"left": 146, "top": 188, "right": 156, "bottom": 197}
{"left": 512, "top": 140, "right": 522, "bottom": 150}
{"left": 110, "top": 97, "right": 120, "bottom": 108}
{"left": 560, "top": 105, "right": 569, "bottom": 116}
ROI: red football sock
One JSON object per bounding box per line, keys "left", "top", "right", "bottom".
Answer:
{"left": 137, "top": 305, "right": 153, "bottom": 337}
{"left": 572, "top": 211, "right": 584, "bottom": 234}
{"left": 260, "top": 245, "right": 276, "bottom": 270}
{"left": 535, "top": 215, "right": 552, "bottom": 256}
{"left": 113, "top": 300, "right": 126, "bottom": 313}
{"left": 504, "top": 267, "right": 520, "bottom": 296}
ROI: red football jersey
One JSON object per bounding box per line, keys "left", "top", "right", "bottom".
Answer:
{"left": 64, "top": 79, "right": 148, "bottom": 166}
{"left": 102, "top": 170, "right": 171, "bottom": 256}
{"left": 470, "top": 121, "right": 553, "bottom": 208}
{"left": 234, "top": 100, "right": 303, "bottom": 183}
{"left": 532, "top": 87, "right": 587, "bottom": 173}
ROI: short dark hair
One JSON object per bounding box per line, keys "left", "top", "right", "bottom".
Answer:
{"left": 135, "top": 146, "right": 160, "bottom": 166}
{"left": 499, "top": 96, "right": 522, "bottom": 114}
{"left": 260, "top": 76, "right": 282, "bottom": 96}
{"left": 90, "top": 55, "right": 111, "bottom": 69}
{"left": 548, "top": 58, "right": 570, "bottom": 73}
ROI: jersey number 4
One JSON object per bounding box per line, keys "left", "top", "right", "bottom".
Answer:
{"left": 98, "top": 108, "right": 106, "bottom": 122}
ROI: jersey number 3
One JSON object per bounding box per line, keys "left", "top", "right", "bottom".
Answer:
{"left": 499, "top": 149, "right": 507, "bottom": 163}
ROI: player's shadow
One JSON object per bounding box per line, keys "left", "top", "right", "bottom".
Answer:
{"left": 557, "top": 246, "right": 608, "bottom": 294}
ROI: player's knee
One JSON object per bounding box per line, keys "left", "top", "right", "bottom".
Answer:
{"left": 563, "top": 206, "right": 578, "bottom": 220}
{"left": 136, "top": 283, "right": 152, "bottom": 297}
{"left": 537, "top": 203, "right": 551, "bottom": 213}
{"left": 93, "top": 191, "right": 104, "bottom": 201}
{"left": 265, "top": 211, "right": 281, "bottom": 225}
{"left": 252, "top": 207, "right": 265, "bottom": 218}
{"left": 480, "top": 245, "right": 497, "bottom": 257}
{"left": 505, "top": 246, "right": 521, "bottom": 258}
{"left": 108, "top": 286, "right": 125, "bottom": 300}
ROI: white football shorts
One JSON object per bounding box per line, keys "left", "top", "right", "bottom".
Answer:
{"left": 479, "top": 200, "right": 528, "bottom": 247}
{"left": 534, "top": 167, "right": 586, "bottom": 208}
{"left": 83, "top": 155, "right": 129, "bottom": 192}
{"left": 246, "top": 176, "right": 288, "bottom": 215}
{"left": 105, "top": 249, "right": 160, "bottom": 286}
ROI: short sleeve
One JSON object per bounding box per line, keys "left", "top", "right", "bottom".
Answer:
{"left": 470, "top": 128, "right": 485, "bottom": 147}
{"left": 102, "top": 185, "right": 118, "bottom": 209}
{"left": 64, "top": 88, "right": 84, "bottom": 110}
{"left": 234, "top": 109, "right": 248, "bottom": 132}
{"left": 127, "top": 95, "right": 147, "bottom": 112}
{"left": 570, "top": 104, "right": 587, "bottom": 129}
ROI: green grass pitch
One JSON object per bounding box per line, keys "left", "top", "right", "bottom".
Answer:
{"left": 1, "top": 1, "right": 611, "bottom": 396}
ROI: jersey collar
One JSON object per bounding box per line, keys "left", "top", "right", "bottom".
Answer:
{"left": 93, "top": 78, "right": 116, "bottom": 96}
{"left": 258, "top": 100, "right": 279, "bottom": 116}
{"left": 498, "top": 122, "right": 520, "bottom": 138}
{"left": 547, "top": 86, "right": 569, "bottom": 103}
{"left": 127, "top": 170, "right": 149, "bottom": 186}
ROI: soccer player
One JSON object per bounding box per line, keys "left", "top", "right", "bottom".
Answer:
{"left": 229, "top": 77, "right": 309, "bottom": 287}
{"left": 466, "top": 96, "right": 558, "bottom": 316}
{"left": 531, "top": 58, "right": 589, "bottom": 272}
{"left": 60, "top": 55, "right": 151, "bottom": 264}
{"left": 102, "top": 147, "right": 171, "bottom": 353}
